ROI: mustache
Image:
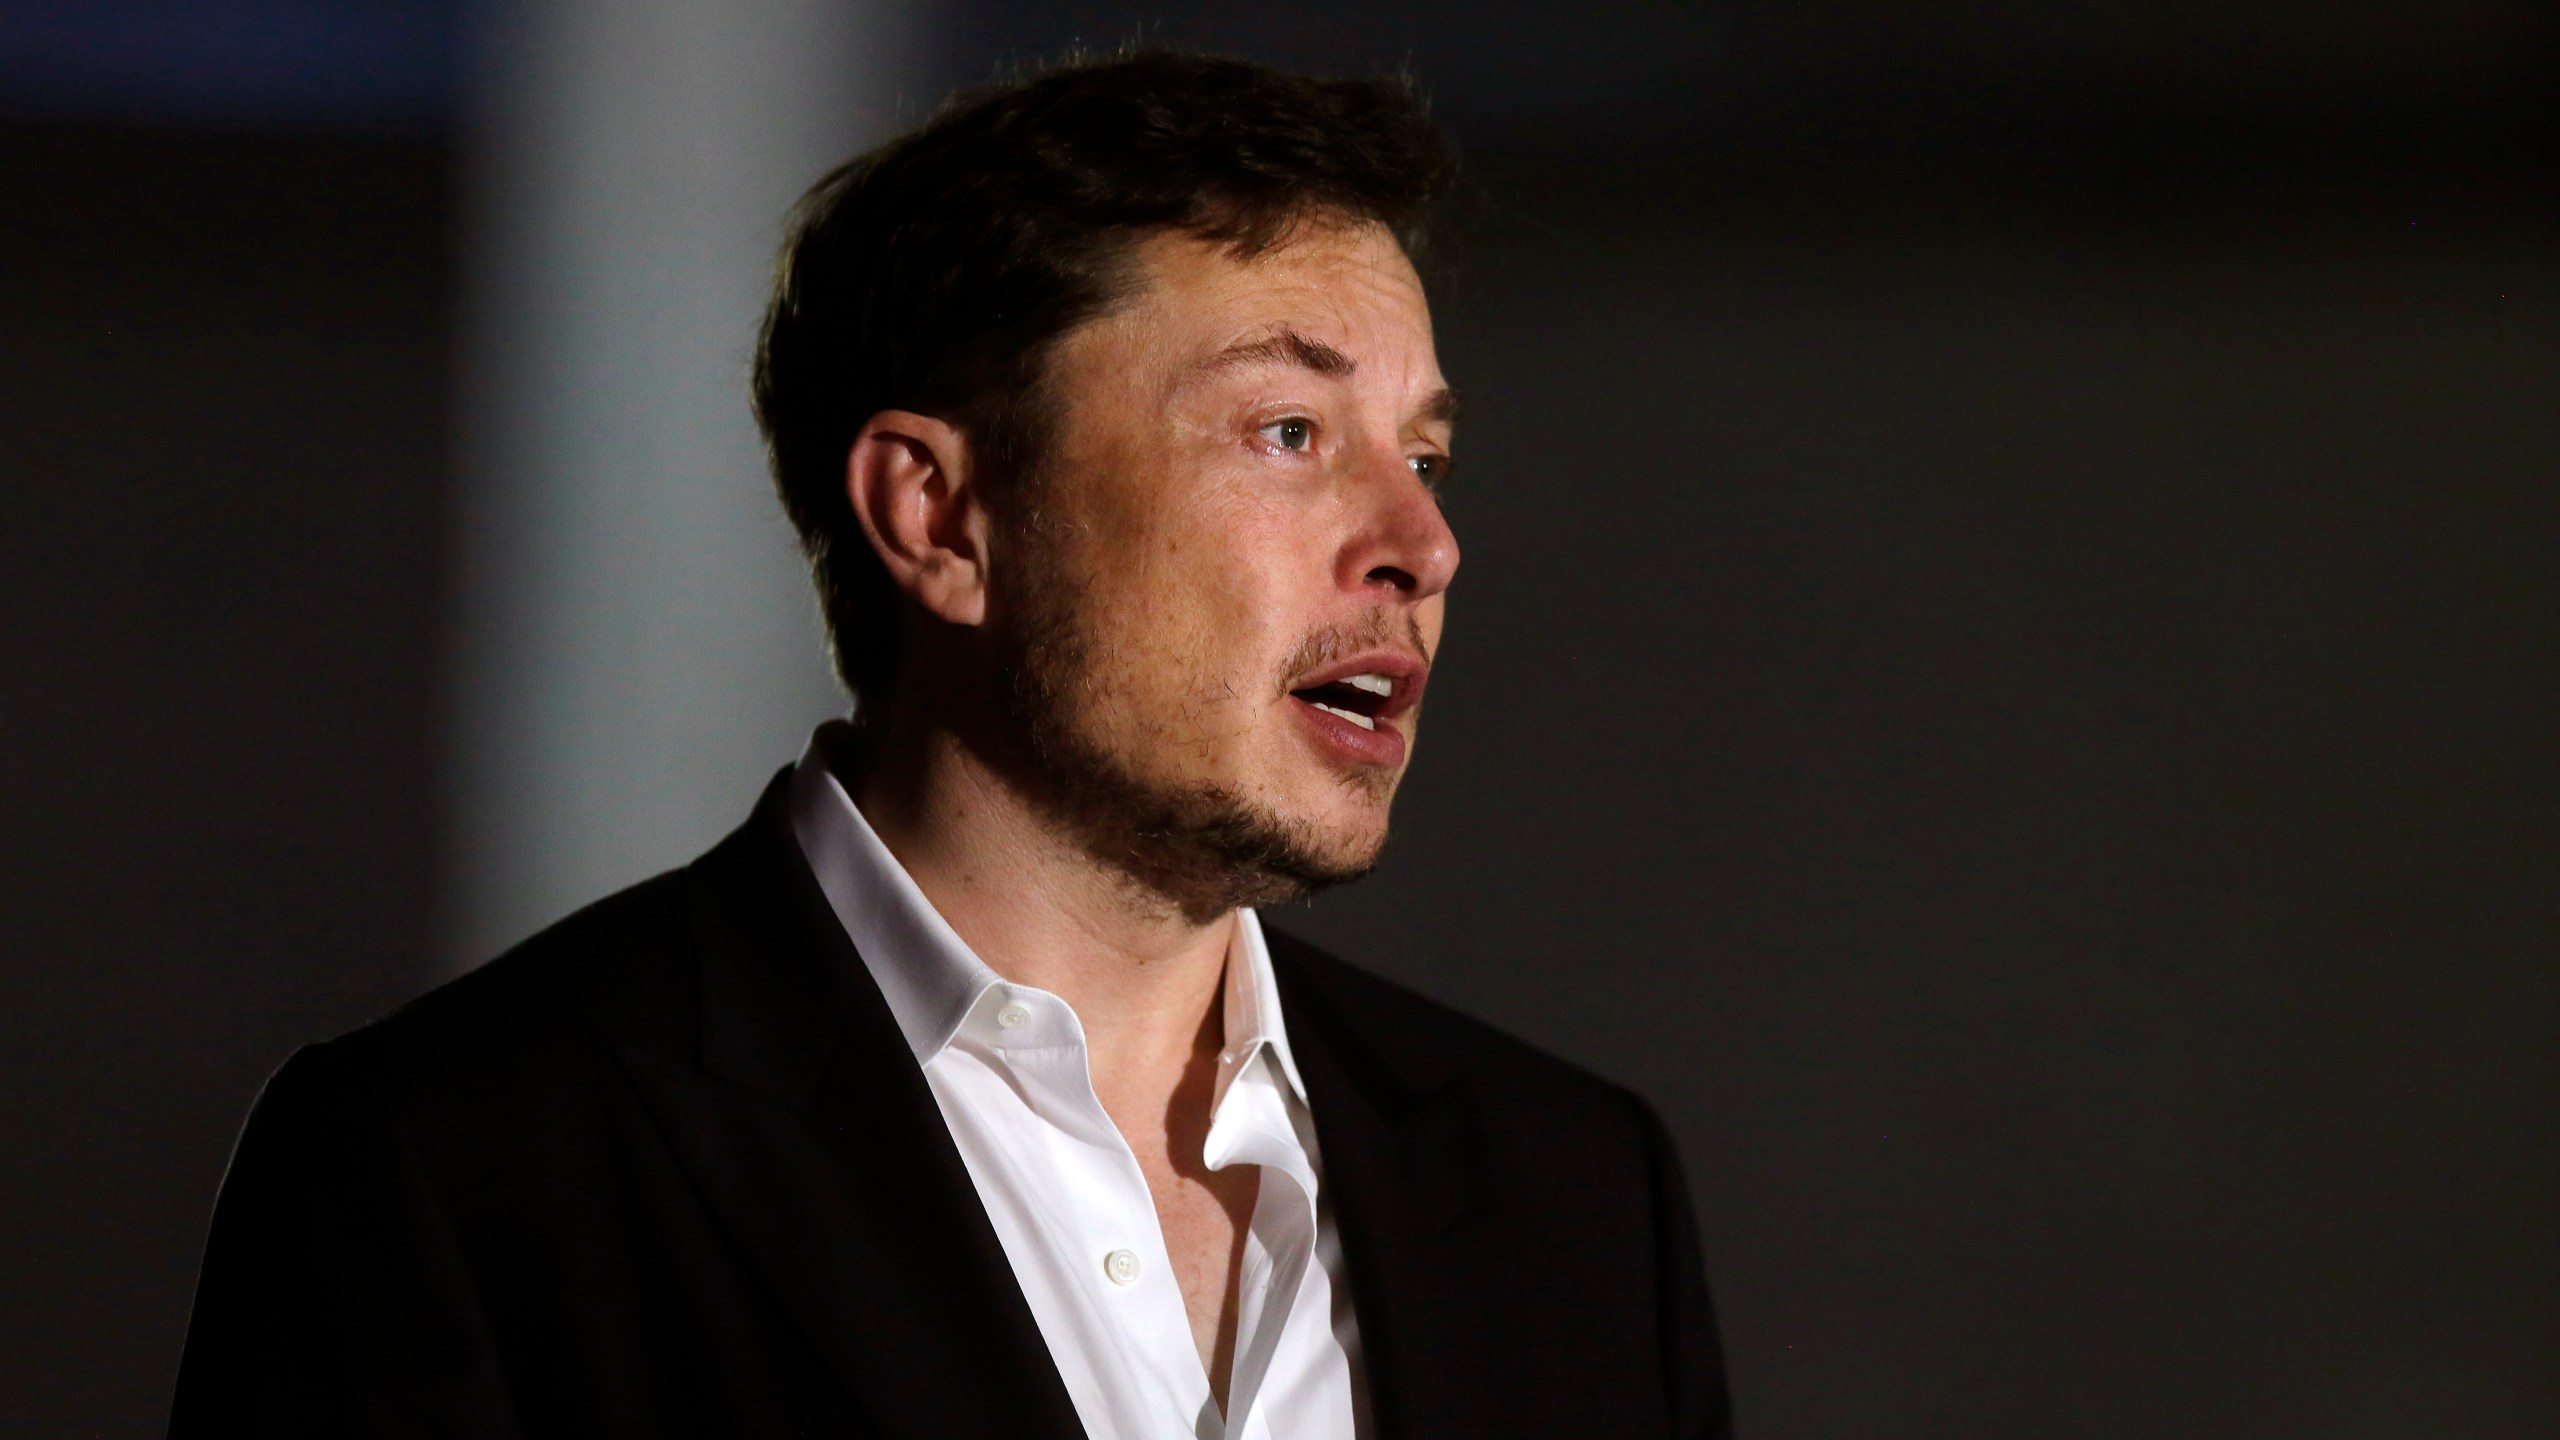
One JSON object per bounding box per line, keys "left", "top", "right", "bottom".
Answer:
{"left": 1275, "top": 610, "right": 1431, "bottom": 694}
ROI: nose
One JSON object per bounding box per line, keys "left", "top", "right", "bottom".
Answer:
{"left": 1339, "top": 445, "right": 1460, "bottom": 602}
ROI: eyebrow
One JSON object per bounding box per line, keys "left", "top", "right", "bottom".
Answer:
{"left": 1198, "top": 328, "right": 1356, "bottom": 379}
{"left": 1190, "top": 327, "right": 1463, "bottom": 428}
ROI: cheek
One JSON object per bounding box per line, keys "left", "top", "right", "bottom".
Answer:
{"left": 1058, "top": 494, "right": 1282, "bottom": 715}
{"left": 1090, "top": 473, "right": 1304, "bottom": 632}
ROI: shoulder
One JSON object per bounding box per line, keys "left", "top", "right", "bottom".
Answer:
{"left": 1264, "top": 925, "right": 1713, "bottom": 1420}
{"left": 271, "top": 865, "right": 700, "bottom": 1122}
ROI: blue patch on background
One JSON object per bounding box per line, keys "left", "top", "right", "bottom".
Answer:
{"left": 0, "top": 0, "right": 459, "bottom": 128}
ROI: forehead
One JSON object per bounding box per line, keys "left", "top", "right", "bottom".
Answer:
{"left": 1075, "top": 219, "right": 1439, "bottom": 380}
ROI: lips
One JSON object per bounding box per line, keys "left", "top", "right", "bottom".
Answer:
{"left": 1286, "top": 649, "right": 1427, "bottom": 764}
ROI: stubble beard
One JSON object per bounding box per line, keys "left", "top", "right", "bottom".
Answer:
{"left": 991, "top": 561, "right": 1400, "bottom": 927}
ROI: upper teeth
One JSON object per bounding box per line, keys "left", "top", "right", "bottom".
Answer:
{"left": 1343, "top": 673, "right": 1392, "bottom": 696}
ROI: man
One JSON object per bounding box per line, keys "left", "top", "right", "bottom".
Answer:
{"left": 173, "top": 50, "right": 1730, "bottom": 1439}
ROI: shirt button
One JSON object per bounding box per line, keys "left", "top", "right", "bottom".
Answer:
{"left": 996, "top": 1002, "right": 1031, "bottom": 1030}
{"left": 1103, "top": 1248, "right": 1142, "bottom": 1287}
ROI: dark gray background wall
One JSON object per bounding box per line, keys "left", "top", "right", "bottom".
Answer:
{"left": 1292, "top": 145, "right": 2559, "bottom": 1435}
{"left": 1, "top": 125, "right": 456, "bottom": 1431}
{"left": 3, "top": 4, "right": 2553, "bottom": 1436}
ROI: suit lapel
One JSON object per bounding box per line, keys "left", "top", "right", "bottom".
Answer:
{"left": 1269, "top": 935, "right": 1497, "bottom": 1440}
{"left": 609, "top": 778, "right": 1501, "bottom": 1440}
{"left": 619, "top": 777, "right": 1084, "bottom": 1439}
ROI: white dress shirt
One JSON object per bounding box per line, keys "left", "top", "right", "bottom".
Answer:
{"left": 787, "top": 731, "right": 1368, "bottom": 1440}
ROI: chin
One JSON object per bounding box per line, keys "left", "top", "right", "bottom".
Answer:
{"left": 1283, "top": 819, "right": 1390, "bottom": 880}
{"left": 1260, "top": 787, "right": 1396, "bottom": 876}
{"left": 993, "top": 627, "right": 1413, "bottom": 916}
{"left": 1308, "top": 787, "right": 1396, "bottom": 849}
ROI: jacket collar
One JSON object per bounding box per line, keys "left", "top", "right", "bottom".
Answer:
{"left": 1264, "top": 928, "right": 1499, "bottom": 1440}
{"left": 617, "top": 769, "right": 1086, "bottom": 1439}
{"left": 619, "top": 767, "right": 1496, "bottom": 1440}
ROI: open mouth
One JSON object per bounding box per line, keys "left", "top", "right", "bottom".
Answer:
{"left": 1289, "top": 672, "right": 1396, "bottom": 732}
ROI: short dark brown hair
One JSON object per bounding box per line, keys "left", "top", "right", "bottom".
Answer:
{"left": 751, "top": 49, "right": 1453, "bottom": 711}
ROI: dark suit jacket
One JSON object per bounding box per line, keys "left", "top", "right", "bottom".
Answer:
{"left": 172, "top": 774, "right": 1731, "bottom": 1438}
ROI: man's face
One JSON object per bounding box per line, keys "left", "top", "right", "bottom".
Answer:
{"left": 990, "top": 219, "right": 1460, "bottom": 917}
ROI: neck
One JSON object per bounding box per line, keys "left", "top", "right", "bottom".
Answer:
{"left": 839, "top": 713, "right": 1233, "bottom": 1080}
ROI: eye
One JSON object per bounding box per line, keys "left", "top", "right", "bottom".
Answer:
{"left": 1261, "top": 417, "right": 1314, "bottom": 452}
{"left": 1408, "top": 452, "right": 1453, "bottom": 488}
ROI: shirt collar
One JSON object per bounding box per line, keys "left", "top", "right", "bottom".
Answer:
{"left": 788, "top": 723, "right": 1308, "bottom": 1105}
{"left": 1221, "top": 907, "right": 1308, "bottom": 1107}
{"left": 787, "top": 729, "right": 998, "bottom": 1059}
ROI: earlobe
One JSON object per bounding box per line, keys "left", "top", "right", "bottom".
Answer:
{"left": 843, "top": 410, "right": 992, "bottom": 628}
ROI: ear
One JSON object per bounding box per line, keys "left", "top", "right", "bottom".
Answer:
{"left": 843, "top": 409, "right": 992, "bottom": 628}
